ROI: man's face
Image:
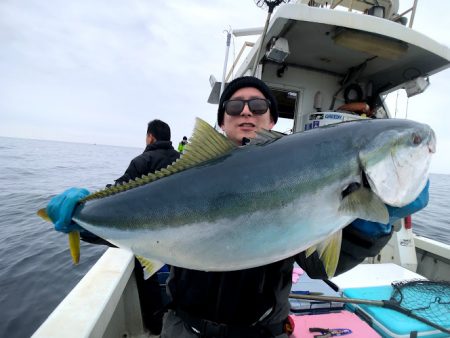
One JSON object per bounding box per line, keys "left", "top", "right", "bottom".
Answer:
{"left": 220, "top": 87, "right": 275, "bottom": 144}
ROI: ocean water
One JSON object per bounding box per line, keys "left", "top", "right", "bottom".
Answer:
{"left": 0, "top": 136, "right": 449, "bottom": 338}
{"left": 0, "top": 137, "right": 142, "bottom": 338}
{"left": 413, "top": 173, "right": 450, "bottom": 244}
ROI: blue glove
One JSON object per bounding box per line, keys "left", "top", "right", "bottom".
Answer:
{"left": 47, "top": 187, "right": 90, "bottom": 233}
{"left": 350, "top": 180, "right": 430, "bottom": 237}
{"left": 386, "top": 180, "right": 429, "bottom": 225}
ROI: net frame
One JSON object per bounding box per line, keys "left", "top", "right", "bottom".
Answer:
{"left": 390, "top": 279, "right": 450, "bottom": 328}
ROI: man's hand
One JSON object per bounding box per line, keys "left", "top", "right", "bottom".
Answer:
{"left": 350, "top": 181, "right": 430, "bottom": 238}
{"left": 47, "top": 187, "right": 90, "bottom": 233}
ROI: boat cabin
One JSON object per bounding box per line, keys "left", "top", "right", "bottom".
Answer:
{"left": 209, "top": 0, "right": 449, "bottom": 135}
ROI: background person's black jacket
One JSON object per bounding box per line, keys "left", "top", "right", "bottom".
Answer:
{"left": 80, "top": 140, "right": 180, "bottom": 245}
{"left": 114, "top": 141, "right": 180, "bottom": 185}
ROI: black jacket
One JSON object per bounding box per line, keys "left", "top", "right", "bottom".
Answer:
{"left": 115, "top": 141, "right": 180, "bottom": 185}
{"left": 167, "top": 228, "right": 392, "bottom": 326}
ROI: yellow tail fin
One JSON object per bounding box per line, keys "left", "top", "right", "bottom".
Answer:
{"left": 37, "top": 208, "right": 51, "bottom": 222}
{"left": 68, "top": 231, "right": 80, "bottom": 264}
{"left": 37, "top": 208, "right": 80, "bottom": 265}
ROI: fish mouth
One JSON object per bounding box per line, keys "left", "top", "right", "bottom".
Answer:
{"left": 428, "top": 130, "right": 436, "bottom": 153}
{"left": 358, "top": 123, "right": 435, "bottom": 208}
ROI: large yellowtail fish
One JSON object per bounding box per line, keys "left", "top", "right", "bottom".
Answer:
{"left": 39, "top": 118, "right": 435, "bottom": 277}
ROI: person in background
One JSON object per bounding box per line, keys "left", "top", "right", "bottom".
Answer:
{"left": 178, "top": 136, "right": 188, "bottom": 153}
{"left": 47, "top": 119, "right": 179, "bottom": 335}
{"left": 114, "top": 119, "right": 180, "bottom": 185}
{"left": 46, "top": 77, "right": 429, "bottom": 338}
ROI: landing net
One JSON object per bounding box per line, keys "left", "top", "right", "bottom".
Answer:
{"left": 391, "top": 280, "right": 450, "bottom": 328}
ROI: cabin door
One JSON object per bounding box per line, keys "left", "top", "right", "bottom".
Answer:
{"left": 271, "top": 89, "right": 299, "bottom": 134}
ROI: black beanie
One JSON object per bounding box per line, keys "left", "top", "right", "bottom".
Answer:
{"left": 217, "top": 76, "right": 278, "bottom": 126}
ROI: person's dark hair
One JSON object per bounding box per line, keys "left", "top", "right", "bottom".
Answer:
{"left": 217, "top": 76, "right": 278, "bottom": 126}
{"left": 183, "top": 136, "right": 187, "bottom": 140}
{"left": 147, "top": 119, "right": 171, "bottom": 141}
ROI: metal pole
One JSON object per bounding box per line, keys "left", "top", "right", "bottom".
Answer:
{"left": 226, "top": 42, "right": 255, "bottom": 82}
{"left": 251, "top": 10, "right": 272, "bottom": 76}
{"left": 392, "top": 7, "right": 413, "bottom": 21}
{"left": 220, "top": 30, "right": 232, "bottom": 97}
{"left": 409, "top": 0, "right": 419, "bottom": 28}
{"left": 331, "top": 0, "right": 344, "bottom": 9}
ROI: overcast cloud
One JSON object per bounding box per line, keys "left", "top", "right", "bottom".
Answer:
{"left": 0, "top": 0, "right": 449, "bottom": 173}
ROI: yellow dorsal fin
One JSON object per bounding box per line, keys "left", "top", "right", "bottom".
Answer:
{"left": 249, "top": 129, "right": 286, "bottom": 146}
{"left": 81, "top": 118, "right": 236, "bottom": 202}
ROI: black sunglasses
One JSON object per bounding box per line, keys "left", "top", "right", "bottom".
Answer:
{"left": 223, "top": 98, "right": 271, "bottom": 116}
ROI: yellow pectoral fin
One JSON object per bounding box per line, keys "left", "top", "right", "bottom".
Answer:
{"left": 339, "top": 187, "right": 389, "bottom": 224}
{"left": 68, "top": 231, "right": 80, "bottom": 264}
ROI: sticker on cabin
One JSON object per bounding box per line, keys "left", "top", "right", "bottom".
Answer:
{"left": 324, "top": 113, "right": 344, "bottom": 120}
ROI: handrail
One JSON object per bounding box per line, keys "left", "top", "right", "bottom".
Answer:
{"left": 226, "top": 41, "right": 255, "bottom": 82}
{"left": 32, "top": 248, "right": 142, "bottom": 338}
{"left": 391, "top": 0, "right": 419, "bottom": 28}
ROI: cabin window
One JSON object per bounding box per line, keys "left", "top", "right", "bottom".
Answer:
{"left": 271, "top": 89, "right": 298, "bottom": 134}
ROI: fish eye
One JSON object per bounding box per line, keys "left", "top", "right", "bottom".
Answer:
{"left": 412, "top": 133, "right": 422, "bottom": 145}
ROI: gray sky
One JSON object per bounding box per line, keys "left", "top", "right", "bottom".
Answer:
{"left": 1, "top": 0, "right": 449, "bottom": 174}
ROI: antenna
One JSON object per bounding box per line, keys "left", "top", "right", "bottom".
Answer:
{"left": 254, "top": 0, "right": 286, "bottom": 11}
{"left": 251, "top": 0, "right": 291, "bottom": 76}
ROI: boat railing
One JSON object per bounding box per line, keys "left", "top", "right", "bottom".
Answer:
{"left": 32, "top": 248, "right": 148, "bottom": 338}
{"left": 300, "top": 0, "right": 418, "bottom": 27}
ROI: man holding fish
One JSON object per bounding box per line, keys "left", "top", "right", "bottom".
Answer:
{"left": 42, "top": 76, "right": 431, "bottom": 337}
